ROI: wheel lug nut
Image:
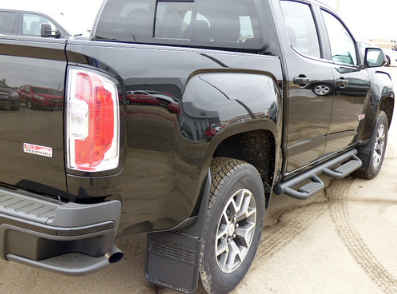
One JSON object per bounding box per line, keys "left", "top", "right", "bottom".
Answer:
{"left": 233, "top": 233, "right": 237, "bottom": 239}
{"left": 236, "top": 223, "right": 239, "bottom": 228}
{"left": 228, "top": 237, "right": 231, "bottom": 243}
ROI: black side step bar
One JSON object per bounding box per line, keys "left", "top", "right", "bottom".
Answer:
{"left": 274, "top": 149, "right": 362, "bottom": 200}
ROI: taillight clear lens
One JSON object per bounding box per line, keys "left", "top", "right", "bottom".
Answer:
{"left": 67, "top": 68, "right": 119, "bottom": 172}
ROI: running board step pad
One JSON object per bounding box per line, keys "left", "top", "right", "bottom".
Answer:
{"left": 274, "top": 149, "right": 362, "bottom": 200}
{"left": 323, "top": 155, "right": 362, "bottom": 178}
{"left": 284, "top": 174, "right": 324, "bottom": 200}
{"left": 145, "top": 231, "right": 200, "bottom": 294}
{"left": 298, "top": 182, "right": 323, "bottom": 194}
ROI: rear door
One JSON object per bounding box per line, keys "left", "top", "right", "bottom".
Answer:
{"left": 280, "top": 0, "right": 334, "bottom": 172}
{"left": 0, "top": 37, "right": 67, "bottom": 197}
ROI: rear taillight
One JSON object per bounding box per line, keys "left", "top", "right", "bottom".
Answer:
{"left": 67, "top": 68, "right": 119, "bottom": 172}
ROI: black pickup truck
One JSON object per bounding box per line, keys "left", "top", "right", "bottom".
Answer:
{"left": 0, "top": 0, "right": 394, "bottom": 293}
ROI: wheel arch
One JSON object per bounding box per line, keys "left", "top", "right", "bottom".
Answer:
{"left": 379, "top": 96, "right": 394, "bottom": 129}
{"left": 373, "top": 70, "right": 394, "bottom": 129}
{"left": 360, "top": 71, "right": 394, "bottom": 142}
{"left": 205, "top": 120, "right": 279, "bottom": 208}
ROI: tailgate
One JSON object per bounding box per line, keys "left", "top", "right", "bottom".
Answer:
{"left": 0, "top": 38, "right": 67, "bottom": 198}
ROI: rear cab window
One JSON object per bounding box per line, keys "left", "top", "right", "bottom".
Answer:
{"left": 0, "top": 11, "right": 16, "bottom": 35}
{"left": 94, "top": 0, "right": 263, "bottom": 51}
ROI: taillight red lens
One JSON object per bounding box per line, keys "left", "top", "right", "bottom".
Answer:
{"left": 67, "top": 69, "right": 119, "bottom": 172}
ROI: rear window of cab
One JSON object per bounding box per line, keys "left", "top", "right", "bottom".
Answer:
{"left": 94, "top": 0, "right": 264, "bottom": 51}
{"left": 0, "top": 11, "right": 16, "bottom": 34}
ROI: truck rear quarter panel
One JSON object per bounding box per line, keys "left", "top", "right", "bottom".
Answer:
{"left": 66, "top": 41, "right": 283, "bottom": 235}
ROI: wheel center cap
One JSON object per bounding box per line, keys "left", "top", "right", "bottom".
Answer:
{"left": 227, "top": 224, "right": 235, "bottom": 236}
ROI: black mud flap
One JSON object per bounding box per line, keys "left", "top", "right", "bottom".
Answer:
{"left": 145, "top": 232, "right": 201, "bottom": 294}
{"left": 145, "top": 171, "right": 211, "bottom": 294}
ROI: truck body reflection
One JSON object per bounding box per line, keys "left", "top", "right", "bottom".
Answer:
{"left": 126, "top": 90, "right": 181, "bottom": 114}
{"left": 17, "top": 85, "right": 63, "bottom": 110}
{"left": 0, "top": 79, "right": 20, "bottom": 110}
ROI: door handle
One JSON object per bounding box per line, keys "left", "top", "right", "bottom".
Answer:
{"left": 336, "top": 78, "right": 349, "bottom": 87}
{"left": 293, "top": 77, "right": 311, "bottom": 86}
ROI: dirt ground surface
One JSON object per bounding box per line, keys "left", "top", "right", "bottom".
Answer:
{"left": 1, "top": 68, "right": 397, "bottom": 294}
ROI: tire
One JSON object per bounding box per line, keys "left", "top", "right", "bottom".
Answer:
{"left": 199, "top": 157, "right": 265, "bottom": 294}
{"left": 386, "top": 55, "right": 391, "bottom": 66}
{"left": 354, "top": 111, "right": 388, "bottom": 179}
{"left": 26, "top": 99, "right": 32, "bottom": 109}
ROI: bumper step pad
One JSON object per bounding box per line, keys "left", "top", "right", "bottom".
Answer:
{"left": 0, "top": 187, "right": 122, "bottom": 275}
{"left": 0, "top": 190, "right": 59, "bottom": 224}
{"left": 274, "top": 149, "right": 362, "bottom": 200}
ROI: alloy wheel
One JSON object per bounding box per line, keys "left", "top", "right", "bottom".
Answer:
{"left": 215, "top": 188, "right": 257, "bottom": 273}
{"left": 372, "top": 123, "right": 386, "bottom": 169}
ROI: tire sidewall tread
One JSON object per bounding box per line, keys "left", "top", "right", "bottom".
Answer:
{"left": 200, "top": 157, "right": 265, "bottom": 294}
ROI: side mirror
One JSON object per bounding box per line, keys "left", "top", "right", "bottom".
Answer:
{"left": 364, "top": 47, "right": 386, "bottom": 68}
{"left": 41, "top": 23, "right": 52, "bottom": 37}
{"left": 41, "top": 24, "right": 61, "bottom": 38}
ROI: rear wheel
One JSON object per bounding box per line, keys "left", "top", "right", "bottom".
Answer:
{"left": 199, "top": 157, "right": 265, "bottom": 294}
{"left": 386, "top": 55, "right": 391, "bottom": 66}
{"left": 354, "top": 111, "right": 388, "bottom": 179}
{"left": 11, "top": 103, "right": 20, "bottom": 111}
{"left": 26, "top": 99, "right": 32, "bottom": 109}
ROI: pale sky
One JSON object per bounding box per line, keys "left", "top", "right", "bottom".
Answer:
{"left": 319, "top": 0, "right": 396, "bottom": 41}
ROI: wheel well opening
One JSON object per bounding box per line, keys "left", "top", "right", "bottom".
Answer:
{"left": 213, "top": 130, "right": 275, "bottom": 204}
{"left": 379, "top": 97, "right": 394, "bottom": 129}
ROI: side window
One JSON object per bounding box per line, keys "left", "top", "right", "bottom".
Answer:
{"left": 22, "top": 13, "right": 57, "bottom": 36}
{"left": 322, "top": 10, "right": 357, "bottom": 66}
{"left": 280, "top": 1, "right": 321, "bottom": 59}
{"left": 0, "top": 11, "right": 16, "bottom": 34}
